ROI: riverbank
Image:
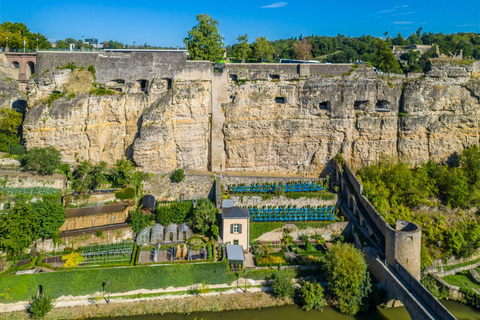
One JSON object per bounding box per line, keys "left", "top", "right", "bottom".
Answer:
{"left": 0, "top": 289, "right": 293, "bottom": 320}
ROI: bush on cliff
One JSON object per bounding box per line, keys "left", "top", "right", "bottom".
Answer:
{"left": 21, "top": 146, "right": 61, "bottom": 175}
{"left": 170, "top": 169, "right": 185, "bottom": 183}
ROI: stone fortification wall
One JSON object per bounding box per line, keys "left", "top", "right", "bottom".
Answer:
{"left": 230, "top": 194, "right": 337, "bottom": 207}
{"left": 23, "top": 52, "right": 480, "bottom": 175}
{"left": 395, "top": 262, "right": 456, "bottom": 320}
{"left": 61, "top": 203, "right": 131, "bottom": 231}
{"left": 142, "top": 174, "right": 215, "bottom": 200}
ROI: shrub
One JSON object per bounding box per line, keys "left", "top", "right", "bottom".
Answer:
{"left": 21, "top": 147, "right": 62, "bottom": 175}
{"left": 207, "top": 244, "right": 213, "bottom": 260}
{"left": 61, "top": 252, "right": 85, "bottom": 267}
{"left": 170, "top": 169, "right": 185, "bottom": 183}
{"left": 115, "top": 187, "right": 135, "bottom": 200}
{"left": 271, "top": 271, "right": 295, "bottom": 298}
{"left": 26, "top": 293, "right": 54, "bottom": 319}
{"left": 128, "top": 210, "right": 151, "bottom": 235}
{"left": 10, "top": 145, "right": 25, "bottom": 156}
{"left": 257, "top": 255, "right": 285, "bottom": 266}
{"left": 155, "top": 201, "right": 193, "bottom": 225}
{"left": 299, "top": 280, "right": 324, "bottom": 311}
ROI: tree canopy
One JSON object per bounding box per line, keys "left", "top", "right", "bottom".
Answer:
{"left": 184, "top": 14, "right": 224, "bottom": 61}
{"left": 325, "top": 242, "right": 371, "bottom": 315}
{"left": 232, "top": 34, "right": 251, "bottom": 63}
{"left": 0, "top": 198, "right": 66, "bottom": 256}
{"left": 189, "top": 199, "right": 218, "bottom": 236}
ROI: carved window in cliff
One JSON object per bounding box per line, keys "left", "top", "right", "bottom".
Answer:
{"left": 275, "top": 97, "right": 286, "bottom": 104}
{"left": 375, "top": 100, "right": 391, "bottom": 112}
{"left": 230, "top": 74, "right": 238, "bottom": 82}
{"left": 214, "top": 67, "right": 224, "bottom": 74}
{"left": 354, "top": 100, "right": 369, "bottom": 111}
{"left": 319, "top": 101, "right": 330, "bottom": 110}
{"left": 164, "top": 78, "right": 172, "bottom": 90}
{"left": 269, "top": 74, "right": 280, "bottom": 81}
{"left": 137, "top": 79, "right": 149, "bottom": 93}
{"left": 108, "top": 79, "right": 125, "bottom": 93}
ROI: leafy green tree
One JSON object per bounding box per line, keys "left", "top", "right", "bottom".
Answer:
{"left": 253, "top": 37, "right": 274, "bottom": 61}
{"left": 375, "top": 39, "right": 402, "bottom": 73}
{"left": 35, "top": 198, "right": 66, "bottom": 240}
{"left": 189, "top": 199, "right": 217, "bottom": 235}
{"left": 21, "top": 147, "right": 62, "bottom": 175}
{"left": 128, "top": 210, "right": 151, "bottom": 235}
{"left": 232, "top": 34, "right": 251, "bottom": 63}
{"left": 109, "top": 159, "right": 135, "bottom": 188}
{"left": 27, "top": 293, "right": 54, "bottom": 319}
{"left": 0, "top": 22, "right": 50, "bottom": 50}
{"left": 271, "top": 271, "right": 295, "bottom": 298}
{"left": 299, "top": 280, "right": 324, "bottom": 311}
{"left": 71, "top": 161, "right": 107, "bottom": 193}
{"left": 459, "top": 145, "right": 480, "bottom": 188}
{"left": 0, "top": 201, "right": 37, "bottom": 256}
{"left": 184, "top": 14, "right": 224, "bottom": 61}
{"left": 325, "top": 243, "right": 371, "bottom": 315}
{"left": 155, "top": 201, "right": 193, "bottom": 225}
{"left": 0, "top": 107, "right": 22, "bottom": 135}
{"left": 0, "top": 107, "right": 23, "bottom": 152}
{"left": 170, "top": 169, "right": 185, "bottom": 183}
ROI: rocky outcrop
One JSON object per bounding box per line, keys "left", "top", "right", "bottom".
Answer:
{"left": 19, "top": 55, "right": 480, "bottom": 174}
{"left": 132, "top": 80, "right": 211, "bottom": 172}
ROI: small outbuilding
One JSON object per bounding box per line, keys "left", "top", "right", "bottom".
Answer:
{"left": 221, "top": 200, "right": 250, "bottom": 252}
{"left": 226, "top": 244, "right": 245, "bottom": 267}
{"left": 140, "top": 195, "right": 156, "bottom": 213}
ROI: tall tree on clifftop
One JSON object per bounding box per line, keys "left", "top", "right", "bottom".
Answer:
{"left": 375, "top": 39, "right": 402, "bottom": 73}
{"left": 184, "top": 14, "right": 224, "bottom": 62}
{"left": 232, "top": 34, "right": 251, "bottom": 63}
{"left": 253, "top": 37, "right": 274, "bottom": 62}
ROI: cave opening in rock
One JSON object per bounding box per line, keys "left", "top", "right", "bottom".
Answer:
{"left": 275, "top": 97, "right": 286, "bottom": 104}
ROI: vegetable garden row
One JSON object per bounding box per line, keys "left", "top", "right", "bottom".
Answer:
{"left": 227, "top": 181, "right": 325, "bottom": 194}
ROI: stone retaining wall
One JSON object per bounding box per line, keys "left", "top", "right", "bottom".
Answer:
{"left": 229, "top": 194, "right": 337, "bottom": 207}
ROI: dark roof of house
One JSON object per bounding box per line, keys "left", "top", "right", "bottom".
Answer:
{"left": 65, "top": 203, "right": 129, "bottom": 218}
{"left": 222, "top": 206, "right": 250, "bottom": 219}
{"left": 141, "top": 195, "right": 156, "bottom": 210}
{"left": 226, "top": 245, "right": 245, "bottom": 261}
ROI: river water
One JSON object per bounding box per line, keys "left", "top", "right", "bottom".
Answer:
{"left": 92, "top": 300, "right": 480, "bottom": 320}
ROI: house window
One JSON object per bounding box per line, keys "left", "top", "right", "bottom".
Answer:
{"left": 231, "top": 223, "right": 242, "bottom": 234}
{"left": 234, "top": 240, "right": 239, "bottom": 245}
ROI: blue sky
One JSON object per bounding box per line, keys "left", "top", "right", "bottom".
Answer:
{"left": 1, "top": 0, "right": 479, "bottom": 47}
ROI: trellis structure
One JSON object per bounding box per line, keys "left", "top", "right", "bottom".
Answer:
{"left": 248, "top": 205, "right": 336, "bottom": 222}
{"left": 227, "top": 181, "right": 325, "bottom": 194}
{"left": 80, "top": 241, "right": 134, "bottom": 266}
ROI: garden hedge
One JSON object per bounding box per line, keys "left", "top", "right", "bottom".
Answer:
{"left": 0, "top": 262, "right": 232, "bottom": 303}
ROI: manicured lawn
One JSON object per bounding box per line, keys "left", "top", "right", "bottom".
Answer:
{"left": 443, "top": 271, "right": 480, "bottom": 291}
{"left": 250, "top": 221, "right": 334, "bottom": 241}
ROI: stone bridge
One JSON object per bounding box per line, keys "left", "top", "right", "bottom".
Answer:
{"left": 4, "top": 52, "right": 36, "bottom": 91}
{"left": 335, "top": 162, "right": 456, "bottom": 320}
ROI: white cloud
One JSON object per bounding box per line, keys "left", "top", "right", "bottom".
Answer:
{"left": 261, "top": 2, "right": 287, "bottom": 8}
{"left": 395, "top": 5, "right": 409, "bottom": 8}
{"left": 392, "top": 11, "right": 415, "bottom": 16}
{"left": 456, "top": 23, "right": 479, "bottom": 27}
{"left": 393, "top": 21, "right": 414, "bottom": 24}
{"left": 380, "top": 9, "right": 397, "bottom": 13}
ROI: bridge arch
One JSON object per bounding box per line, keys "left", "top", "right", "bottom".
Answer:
{"left": 12, "top": 61, "right": 20, "bottom": 69}
{"left": 26, "top": 61, "right": 35, "bottom": 77}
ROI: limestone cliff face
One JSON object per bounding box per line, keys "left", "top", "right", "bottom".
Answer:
{"left": 223, "top": 74, "right": 401, "bottom": 174}
{"left": 132, "top": 80, "right": 211, "bottom": 172}
{"left": 21, "top": 57, "right": 480, "bottom": 174}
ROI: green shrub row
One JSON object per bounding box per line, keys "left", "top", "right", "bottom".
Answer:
{"left": 114, "top": 187, "right": 135, "bottom": 200}
{"left": 0, "top": 262, "right": 232, "bottom": 303}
